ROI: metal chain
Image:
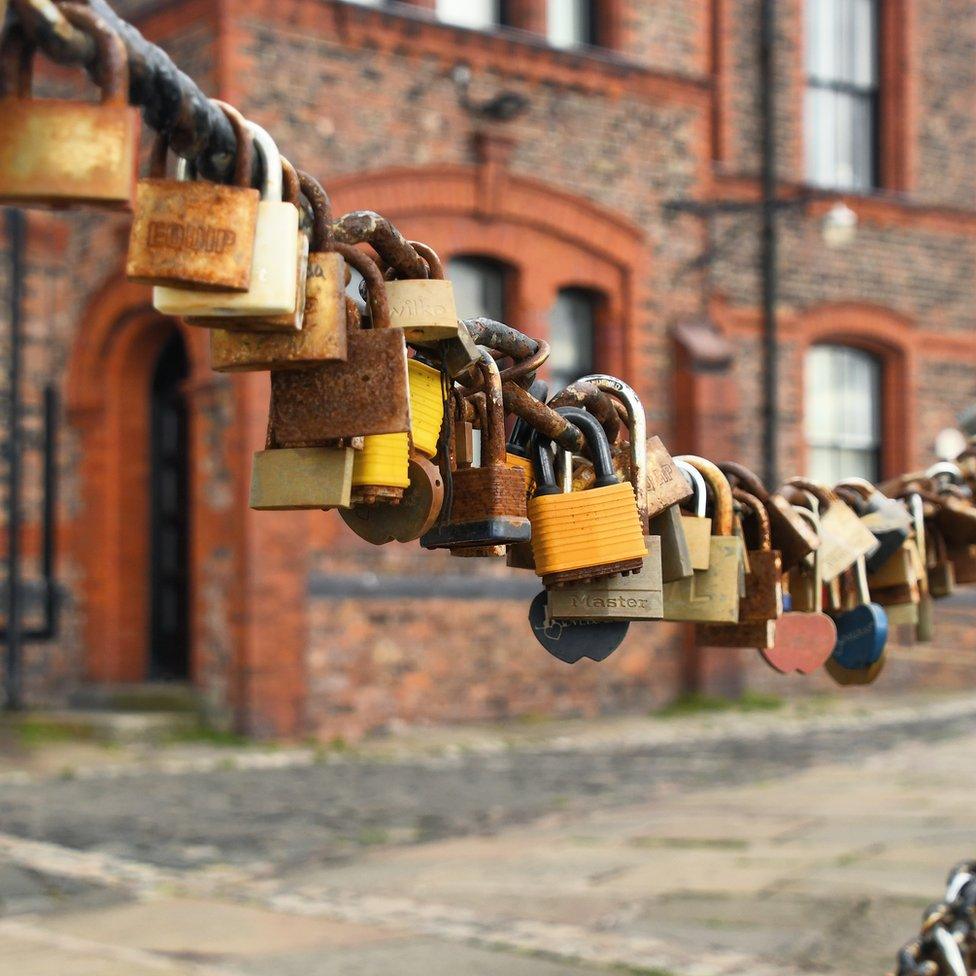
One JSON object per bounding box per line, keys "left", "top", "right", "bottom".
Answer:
{"left": 893, "top": 862, "right": 976, "bottom": 976}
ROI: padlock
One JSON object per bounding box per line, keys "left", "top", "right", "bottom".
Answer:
{"left": 526, "top": 407, "right": 647, "bottom": 585}
{"left": 421, "top": 353, "right": 530, "bottom": 551}
{"left": 673, "top": 459, "right": 712, "bottom": 571}
{"left": 786, "top": 478, "right": 879, "bottom": 581}
{"left": 927, "top": 523, "right": 957, "bottom": 598}
{"left": 837, "top": 478, "right": 913, "bottom": 573}
{"left": 824, "top": 652, "right": 886, "bottom": 686}
{"left": 828, "top": 556, "right": 888, "bottom": 671}
{"left": 184, "top": 157, "right": 307, "bottom": 332}
{"left": 720, "top": 462, "right": 819, "bottom": 572}
{"left": 407, "top": 358, "right": 447, "bottom": 459}
{"left": 154, "top": 122, "right": 301, "bottom": 321}
{"left": 648, "top": 503, "right": 694, "bottom": 582}
{"left": 548, "top": 380, "right": 663, "bottom": 622}
{"left": 269, "top": 249, "right": 410, "bottom": 444}
{"left": 249, "top": 409, "right": 354, "bottom": 513}
{"left": 0, "top": 6, "right": 140, "bottom": 209}
{"left": 662, "top": 457, "right": 742, "bottom": 624}
{"left": 384, "top": 241, "right": 459, "bottom": 341}
{"left": 696, "top": 488, "right": 781, "bottom": 649}
{"left": 761, "top": 506, "right": 836, "bottom": 674}
{"left": 339, "top": 452, "right": 444, "bottom": 545}
{"left": 504, "top": 398, "right": 545, "bottom": 572}
{"left": 528, "top": 590, "right": 630, "bottom": 664}
{"left": 210, "top": 169, "right": 347, "bottom": 369}
{"left": 950, "top": 544, "right": 976, "bottom": 584}
{"left": 126, "top": 100, "right": 259, "bottom": 290}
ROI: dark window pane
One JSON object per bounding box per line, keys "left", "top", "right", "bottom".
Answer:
{"left": 448, "top": 256, "right": 507, "bottom": 322}
{"left": 548, "top": 288, "right": 597, "bottom": 391}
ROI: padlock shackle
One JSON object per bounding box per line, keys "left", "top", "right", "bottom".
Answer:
{"left": 678, "top": 455, "right": 734, "bottom": 537}
{"left": 675, "top": 459, "right": 707, "bottom": 519}
{"left": 333, "top": 244, "right": 391, "bottom": 330}
{"left": 296, "top": 170, "right": 335, "bottom": 251}
{"left": 791, "top": 505, "right": 824, "bottom": 597}
{"left": 786, "top": 477, "right": 836, "bottom": 513}
{"left": 554, "top": 407, "right": 618, "bottom": 489}
{"left": 548, "top": 381, "right": 621, "bottom": 449}
{"left": 577, "top": 374, "right": 647, "bottom": 524}
{"left": 244, "top": 121, "right": 283, "bottom": 203}
{"left": 718, "top": 461, "right": 769, "bottom": 502}
{"left": 408, "top": 240, "right": 444, "bottom": 279}
{"left": 475, "top": 350, "right": 507, "bottom": 470}
{"left": 732, "top": 487, "right": 771, "bottom": 553}
{"left": 280, "top": 158, "right": 300, "bottom": 205}
{"left": 925, "top": 461, "right": 964, "bottom": 484}
{"left": 835, "top": 477, "right": 875, "bottom": 500}
{"left": 529, "top": 431, "right": 560, "bottom": 497}
{"left": 171, "top": 100, "right": 255, "bottom": 187}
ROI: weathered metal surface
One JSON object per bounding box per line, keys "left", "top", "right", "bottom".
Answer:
{"left": 249, "top": 446, "right": 353, "bottom": 510}
{"left": 697, "top": 619, "right": 775, "bottom": 649}
{"left": 0, "top": 8, "right": 139, "bottom": 209}
{"left": 269, "top": 328, "right": 410, "bottom": 444}
{"left": 332, "top": 210, "right": 427, "bottom": 280}
{"left": 384, "top": 278, "right": 459, "bottom": 341}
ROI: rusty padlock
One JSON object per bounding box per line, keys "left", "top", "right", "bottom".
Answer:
{"left": 720, "top": 462, "right": 819, "bottom": 572}
{"left": 126, "top": 100, "right": 259, "bottom": 290}
{"left": 269, "top": 249, "right": 410, "bottom": 444}
{"left": 0, "top": 7, "right": 139, "bottom": 209}
{"left": 209, "top": 169, "right": 347, "bottom": 370}
{"left": 421, "top": 352, "right": 530, "bottom": 551}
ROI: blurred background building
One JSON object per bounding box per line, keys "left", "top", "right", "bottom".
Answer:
{"left": 1, "top": 0, "right": 974, "bottom": 737}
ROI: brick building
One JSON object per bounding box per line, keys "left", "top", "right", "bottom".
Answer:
{"left": 2, "top": 0, "right": 974, "bottom": 737}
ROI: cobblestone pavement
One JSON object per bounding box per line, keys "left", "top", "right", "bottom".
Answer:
{"left": 0, "top": 693, "right": 974, "bottom": 975}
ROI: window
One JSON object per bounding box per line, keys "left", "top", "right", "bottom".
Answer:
{"left": 804, "top": 0, "right": 879, "bottom": 190}
{"left": 548, "top": 288, "right": 597, "bottom": 391}
{"left": 804, "top": 344, "right": 882, "bottom": 482}
{"left": 437, "top": 0, "right": 501, "bottom": 30}
{"left": 447, "top": 256, "right": 508, "bottom": 322}
{"left": 547, "top": 0, "right": 596, "bottom": 48}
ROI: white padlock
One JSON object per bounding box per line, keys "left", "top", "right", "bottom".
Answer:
{"left": 153, "top": 122, "right": 299, "bottom": 318}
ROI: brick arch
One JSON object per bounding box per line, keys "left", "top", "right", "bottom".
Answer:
{"left": 65, "top": 277, "right": 211, "bottom": 684}
{"left": 793, "top": 302, "right": 916, "bottom": 478}
{"left": 328, "top": 166, "right": 646, "bottom": 377}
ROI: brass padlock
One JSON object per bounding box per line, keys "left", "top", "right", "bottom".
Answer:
{"left": 950, "top": 544, "right": 976, "bottom": 584}
{"left": 648, "top": 502, "right": 694, "bottom": 582}
{"left": 526, "top": 407, "right": 647, "bottom": 586}
{"left": 126, "top": 100, "right": 259, "bottom": 290}
{"left": 662, "top": 457, "right": 741, "bottom": 623}
{"left": 154, "top": 123, "right": 301, "bottom": 321}
{"left": 674, "top": 458, "right": 711, "bottom": 571}
{"left": 209, "top": 170, "right": 348, "bottom": 370}
{"left": 421, "top": 353, "right": 530, "bottom": 551}
{"left": 548, "top": 379, "right": 663, "bottom": 622}
{"left": 384, "top": 241, "right": 459, "bottom": 341}
{"left": 0, "top": 7, "right": 139, "bottom": 209}
{"left": 269, "top": 250, "right": 410, "bottom": 444}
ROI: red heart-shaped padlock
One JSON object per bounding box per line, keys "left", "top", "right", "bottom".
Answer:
{"left": 760, "top": 611, "right": 837, "bottom": 674}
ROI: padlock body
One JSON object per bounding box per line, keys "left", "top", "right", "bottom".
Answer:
{"left": 528, "top": 482, "right": 648, "bottom": 578}
{"left": 385, "top": 279, "right": 459, "bottom": 340}
{"left": 645, "top": 436, "right": 693, "bottom": 518}
{"left": 126, "top": 178, "right": 259, "bottom": 289}
{"left": 830, "top": 603, "right": 888, "bottom": 669}
{"left": 154, "top": 201, "right": 300, "bottom": 317}
{"left": 649, "top": 503, "right": 694, "bottom": 582}
{"left": 270, "top": 329, "right": 410, "bottom": 444}
{"left": 866, "top": 543, "right": 916, "bottom": 589}
{"left": 697, "top": 620, "right": 775, "bottom": 649}
{"left": 949, "top": 544, "right": 976, "bottom": 584}
{"left": 548, "top": 536, "right": 663, "bottom": 621}
{"left": 352, "top": 433, "right": 410, "bottom": 490}
{"left": 407, "top": 359, "right": 445, "bottom": 458}
{"left": 422, "top": 465, "right": 530, "bottom": 549}
{"left": 682, "top": 514, "right": 712, "bottom": 571}
{"left": 209, "top": 250, "right": 346, "bottom": 369}
{"left": 928, "top": 560, "right": 956, "bottom": 597}
{"left": 249, "top": 447, "right": 353, "bottom": 510}
{"left": 0, "top": 99, "right": 139, "bottom": 209}
{"left": 738, "top": 549, "right": 783, "bottom": 622}
{"left": 662, "top": 535, "right": 741, "bottom": 622}
{"left": 818, "top": 503, "right": 879, "bottom": 581}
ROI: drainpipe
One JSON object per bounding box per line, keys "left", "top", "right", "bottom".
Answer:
{"left": 759, "top": 0, "right": 779, "bottom": 489}
{"left": 5, "top": 208, "right": 24, "bottom": 710}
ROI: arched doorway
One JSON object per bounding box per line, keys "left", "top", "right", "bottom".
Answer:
{"left": 149, "top": 332, "right": 190, "bottom": 681}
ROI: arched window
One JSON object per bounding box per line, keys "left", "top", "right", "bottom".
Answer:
{"left": 804, "top": 344, "right": 882, "bottom": 482}
{"left": 548, "top": 287, "right": 598, "bottom": 391}
{"left": 447, "top": 256, "right": 509, "bottom": 322}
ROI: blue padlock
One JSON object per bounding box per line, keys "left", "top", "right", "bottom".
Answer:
{"left": 830, "top": 555, "right": 888, "bottom": 670}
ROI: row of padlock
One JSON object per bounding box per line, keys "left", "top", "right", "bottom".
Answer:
{"left": 4, "top": 6, "right": 976, "bottom": 685}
